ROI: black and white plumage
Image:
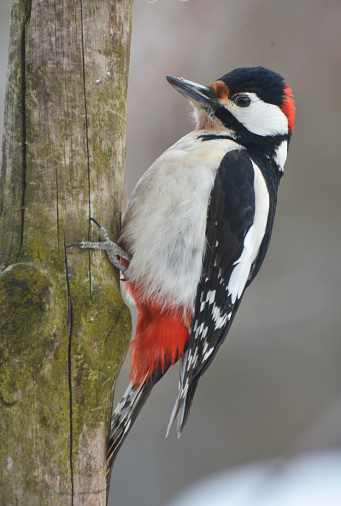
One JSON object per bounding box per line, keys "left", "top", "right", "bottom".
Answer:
{"left": 168, "top": 149, "right": 278, "bottom": 434}
{"left": 75, "top": 66, "right": 295, "bottom": 477}
{"left": 163, "top": 68, "right": 295, "bottom": 437}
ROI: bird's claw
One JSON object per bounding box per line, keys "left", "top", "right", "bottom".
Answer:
{"left": 67, "top": 218, "right": 131, "bottom": 277}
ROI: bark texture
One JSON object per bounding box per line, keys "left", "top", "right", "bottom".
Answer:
{"left": 0, "top": 1, "right": 133, "bottom": 504}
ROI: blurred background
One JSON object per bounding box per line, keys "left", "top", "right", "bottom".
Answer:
{"left": 1, "top": 0, "right": 341, "bottom": 504}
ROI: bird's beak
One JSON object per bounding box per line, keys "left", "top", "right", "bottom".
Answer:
{"left": 166, "top": 76, "right": 218, "bottom": 108}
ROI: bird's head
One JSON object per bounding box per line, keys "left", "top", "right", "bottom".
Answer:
{"left": 167, "top": 66, "right": 295, "bottom": 146}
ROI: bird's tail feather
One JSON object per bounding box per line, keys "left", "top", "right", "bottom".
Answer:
{"left": 166, "top": 351, "right": 200, "bottom": 437}
{"left": 166, "top": 378, "right": 199, "bottom": 438}
{"left": 106, "top": 380, "right": 152, "bottom": 481}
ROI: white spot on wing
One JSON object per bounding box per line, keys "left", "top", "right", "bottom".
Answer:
{"left": 203, "top": 347, "right": 214, "bottom": 362}
{"left": 196, "top": 322, "right": 205, "bottom": 335}
{"left": 201, "top": 326, "right": 208, "bottom": 339}
{"left": 211, "top": 302, "right": 229, "bottom": 329}
{"left": 206, "top": 290, "right": 216, "bottom": 304}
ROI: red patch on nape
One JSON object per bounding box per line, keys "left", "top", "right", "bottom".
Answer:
{"left": 281, "top": 85, "right": 296, "bottom": 135}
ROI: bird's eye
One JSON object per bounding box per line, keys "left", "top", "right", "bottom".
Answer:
{"left": 233, "top": 94, "right": 251, "bottom": 107}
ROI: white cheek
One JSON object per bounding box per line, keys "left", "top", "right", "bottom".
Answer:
{"left": 231, "top": 94, "right": 288, "bottom": 136}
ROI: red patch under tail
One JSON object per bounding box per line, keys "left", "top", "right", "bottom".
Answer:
{"left": 130, "top": 298, "right": 191, "bottom": 386}
{"left": 118, "top": 241, "right": 191, "bottom": 387}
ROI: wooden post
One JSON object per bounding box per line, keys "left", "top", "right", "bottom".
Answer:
{"left": 0, "top": 0, "right": 133, "bottom": 504}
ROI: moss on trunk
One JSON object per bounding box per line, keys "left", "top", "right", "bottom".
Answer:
{"left": 0, "top": 0, "right": 133, "bottom": 504}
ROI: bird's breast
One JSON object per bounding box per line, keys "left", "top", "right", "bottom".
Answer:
{"left": 121, "top": 131, "right": 242, "bottom": 310}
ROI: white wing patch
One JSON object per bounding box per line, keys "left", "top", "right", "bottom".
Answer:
{"left": 211, "top": 302, "right": 230, "bottom": 329}
{"left": 227, "top": 161, "right": 270, "bottom": 304}
{"left": 206, "top": 289, "right": 216, "bottom": 304}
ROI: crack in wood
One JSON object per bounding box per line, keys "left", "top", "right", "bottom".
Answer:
{"left": 56, "top": 168, "right": 60, "bottom": 256}
{"left": 79, "top": 0, "right": 93, "bottom": 300}
{"left": 17, "top": 22, "right": 27, "bottom": 262}
{"left": 15, "top": 0, "right": 33, "bottom": 264}
{"left": 64, "top": 240, "right": 74, "bottom": 505}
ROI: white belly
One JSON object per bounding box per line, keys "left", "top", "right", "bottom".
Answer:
{"left": 121, "top": 131, "right": 241, "bottom": 310}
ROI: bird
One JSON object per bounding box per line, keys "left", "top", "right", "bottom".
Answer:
{"left": 73, "top": 66, "right": 295, "bottom": 480}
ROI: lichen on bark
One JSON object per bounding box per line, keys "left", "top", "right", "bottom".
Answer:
{"left": 0, "top": 0, "right": 133, "bottom": 504}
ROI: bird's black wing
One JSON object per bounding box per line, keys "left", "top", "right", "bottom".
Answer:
{"left": 168, "top": 149, "right": 259, "bottom": 435}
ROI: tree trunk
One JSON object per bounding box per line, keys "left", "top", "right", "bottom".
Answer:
{"left": 0, "top": 0, "right": 133, "bottom": 504}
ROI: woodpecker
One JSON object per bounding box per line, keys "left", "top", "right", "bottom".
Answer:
{"left": 74, "top": 66, "right": 295, "bottom": 479}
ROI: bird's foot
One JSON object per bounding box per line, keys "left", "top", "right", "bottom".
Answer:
{"left": 67, "top": 217, "right": 132, "bottom": 276}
